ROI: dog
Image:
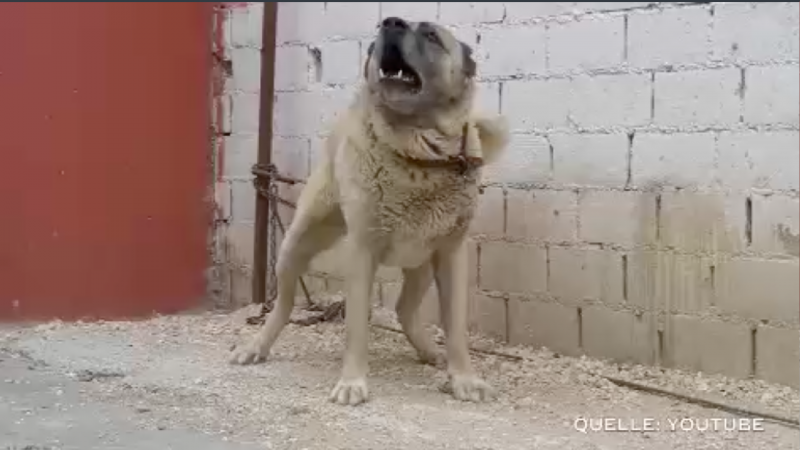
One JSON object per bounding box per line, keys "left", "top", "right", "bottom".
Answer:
{"left": 230, "top": 16, "right": 510, "bottom": 406}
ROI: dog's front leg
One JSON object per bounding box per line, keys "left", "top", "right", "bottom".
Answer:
{"left": 435, "top": 239, "right": 495, "bottom": 402}
{"left": 329, "top": 240, "right": 377, "bottom": 406}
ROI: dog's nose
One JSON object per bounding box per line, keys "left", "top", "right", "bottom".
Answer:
{"left": 381, "top": 17, "right": 409, "bottom": 31}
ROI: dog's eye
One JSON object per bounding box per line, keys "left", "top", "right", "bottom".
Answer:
{"left": 423, "top": 29, "right": 443, "bottom": 46}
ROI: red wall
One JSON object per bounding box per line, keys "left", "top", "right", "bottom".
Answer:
{"left": 0, "top": 3, "right": 214, "bottom": 321}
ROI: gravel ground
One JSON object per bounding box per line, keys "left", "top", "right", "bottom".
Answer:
{"left": 0, "top": 303, "right": 797, "bottom": 450}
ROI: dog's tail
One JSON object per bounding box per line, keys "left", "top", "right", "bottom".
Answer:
{"left": 474, "top": 114, "right": 510, "bottom": 165}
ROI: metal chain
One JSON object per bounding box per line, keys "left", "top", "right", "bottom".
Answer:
{"left": 248, "top": 163, "right": 343, "bottom": 326}
{"left": 265, "top": 182, "right": 279, "bottom": 304}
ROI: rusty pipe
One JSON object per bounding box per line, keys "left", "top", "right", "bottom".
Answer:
{"left": 251, "top": 2, "right": 278, "bottom": 305}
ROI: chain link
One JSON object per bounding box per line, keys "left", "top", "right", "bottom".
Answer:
{"left": 250, "top": 163, "right": 316, "bottom": 320}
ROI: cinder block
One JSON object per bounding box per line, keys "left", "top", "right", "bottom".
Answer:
{"left": 319, "top": 86, "right": 358, "bottom": 130}
{"left": 744, "top": 66, "right": 800, "bottom": 126}
{"left": 231, "top": 93, "right": 260, "bottom": 135}
{"left": 551, "top": 133, "right": 629, "bottom": 188}
{"left": 229, "top": 267, "right": 252, "bottom": 307}
{"left": 506, "top": 189, "right": 578, "bottom": 243}
{"left": 480, "top": 25, "right": 546, "bottom": 77}
{"left": 752, "top": 195, "right": 800, "bottom": 258}
{"left": 229, "top": 3, "right": 263, "bottom": 48}
{"left": 309, "top": 137, "right": 328, "bottom": 171}
{"left": 214, "top": 94, "right": 232, "bottom": 136}
{"left": 468, "top": 186, "right": 504, "bottom": 237}
{"left": 225, "top": 222, "right": 256, "bottom": 268}
{"left": 712, "top": 2, "right": 800, "bottom": 63}
{"left": 583, "top": 307, "right": 657, "bottom": 365}
{"left": 627, "top": 6, "right": 711, "bottom": 69}
{"left": 273, "top": 46, "right": 310, "bottom": 91}
{"left": 715, "top": 257, "right": 800, "bottom": 322}
{"left": 665, "top": 315, "right": 752, "bottom": 379}
{"left": 578, "top": 191, "right": 657, "bottom": 247}
{"left": 547, "top": 16, "right": 625, "bottom": 72}
{"left": 576, "top": 3, "right": 653, "bottom": 13}
{"left": 569, "top": 74, "right": 651, "bottom": 128}
{"left": 470, "top": 294, "right": 507, "bottom": 341}
{"left": 504, "top": 2, "right": 576, "bottom": 20}
{"left": 438, "top": 2, "right": 506, "bottom": 25}
{"left": 318, "top": 40, "right": 361, "bottom": 85}
{"left": 215, "top": 181, "right": 233, "bottom": 221}
{"left": 230, "top": 181, "right": 256, "bottom": 224}
{"left": 549, "top": 248, "right": 624, "bottom": 305}
{"left": 631, "top": 132, "right": 716, "bottom": 190}
{"left": 480, "top": 242, "right": 547, "bottom": 295}
{"left": 756, "top": 326, "right": 800, "bottom": 388}
{"left": 481, "top": 134, "right": 551, "bottom": 184}
{"left": 626, "top": 251, "right": 715, "bottom": 313}
{"left": 274, "top": 91, "right": 323, "bottom": 136}
{"left": 223, "top": 134, "right": 258, "bottom": 179}
{"left": 271, "top": 137, "right": 311, "bottom": 180}
{"left": 659, "top": 191, "right": 746, "bottom": 253}
{"left": 323, "top": 2, "right": 380, "bottom": 38}
{"left": 653, "top": 68, "right": 741, "bottom": 127}
{"left": 507, "top": 298, "right": 580, "bottom": 356}
{"left": 475, "top": 82, "right": 500, "bottom": 115}
{"left": 380, "top": 2, "right": 439, "bottom": 22}
{"left": 503, "top": 79, "right": 572, "bottom": 131}
{"left": 276, "top": 2, "right": 325, "bottom": 44}
{"left": 717, "top": 131, "right": 800, "bottom": 192}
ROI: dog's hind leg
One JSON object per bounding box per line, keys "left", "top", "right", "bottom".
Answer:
{"left": 230, "top": 172, "right": 344, "bottom": 365}
{"left": 395, "top": 263, "right": 445, "bottom": 367}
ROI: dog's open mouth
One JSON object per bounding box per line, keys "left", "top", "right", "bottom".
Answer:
{"left": 378, "top": 48, "right": 422, "bottom": 93}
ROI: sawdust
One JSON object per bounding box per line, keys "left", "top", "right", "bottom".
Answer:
{"left": 0, "top": 303, "right": 797, "bottom": 449}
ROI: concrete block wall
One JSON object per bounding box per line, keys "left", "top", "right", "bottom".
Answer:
{"left": 215, "top": 2, "right": 800, "bottom": 388}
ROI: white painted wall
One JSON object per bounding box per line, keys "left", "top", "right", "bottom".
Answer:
{"left": 213, "top": 2, "right": 800, "bottom": 387}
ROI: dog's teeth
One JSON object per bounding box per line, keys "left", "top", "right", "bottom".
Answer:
{"left": 398, "top": 70, "right": 404, "bottom": 78}
{"left": 379, "top": 69, "right": 385, "bottom": 77}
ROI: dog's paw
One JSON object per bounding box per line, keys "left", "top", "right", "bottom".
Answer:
{"left": 228, "top": 342, "right": 269, "bottom": 365}
{"left": 446, "top": 374, "right": 495, "bottom": 403}
{"left": 329, "top": 377, "right": 369, "bottom": 406}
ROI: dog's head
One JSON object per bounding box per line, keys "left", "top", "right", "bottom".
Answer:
{"left": 363, "top": 17, "right": 477, "bottom": 118}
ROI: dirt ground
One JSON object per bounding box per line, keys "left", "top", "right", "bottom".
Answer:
{"left": 0, "top": 304, "right": 798, "bottom": 450}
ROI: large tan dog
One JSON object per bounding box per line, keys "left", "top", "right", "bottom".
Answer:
{"left": 230, "top": 16, "right": 509, "bottom": 406}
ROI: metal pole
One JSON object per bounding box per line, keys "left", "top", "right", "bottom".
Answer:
{"left": 251, "top": 2, "right": 278, "bottom": 305}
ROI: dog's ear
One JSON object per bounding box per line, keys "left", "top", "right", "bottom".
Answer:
{"left": 461, "top": 42, "right": 476, "bottom": 78}
{"left": 363, "top": 41, "right": 375, "bottom": 79}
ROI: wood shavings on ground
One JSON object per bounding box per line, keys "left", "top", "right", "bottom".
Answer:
{"left": 0, "top": 304, "right": 797, "bottom": 450}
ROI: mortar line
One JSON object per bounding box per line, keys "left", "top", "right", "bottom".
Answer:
{"left": 623, "top": 14, "right": 629, "bottom": 63}
{"left": 750, "top": 327, "right": 758, "bottom": 378}
{"left": 621, "top": 254, "right": 628, "bottom": 302}
{"left": 745, "top": 196, "right": 753, "bottom": 246}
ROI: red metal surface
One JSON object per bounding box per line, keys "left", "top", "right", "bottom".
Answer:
{"left": 0, "top": 3, "right": 214, "bottom": 321}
